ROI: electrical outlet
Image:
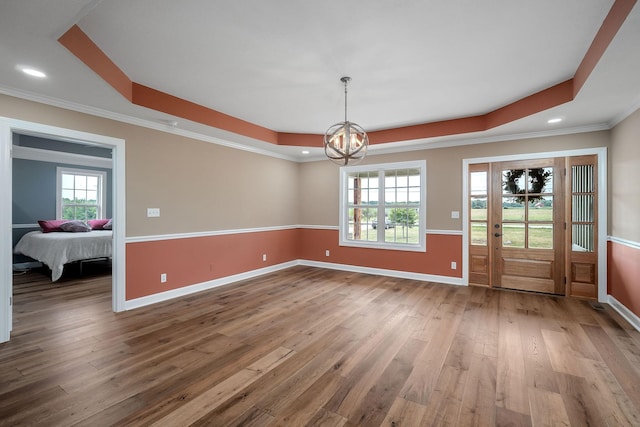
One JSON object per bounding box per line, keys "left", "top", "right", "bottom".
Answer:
{"left": 325, "top": 250, "right": 330, "bottom": 257}
{"left": 451, "top": 211, "right": 459, "bottom": 219}
{"left": 160, "top": 273, "right": 167, "bottom": 283}
{"left": 450, "top": 262, "right": 457, "bottom": 270}
{"left": 147, "top": 208, "right": 160, "bottom": 217}
{"left": 262, "top": 254, "right": 267, "bottom": 262}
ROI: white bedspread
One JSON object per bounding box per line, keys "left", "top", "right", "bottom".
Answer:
{"left": 14, "top": 230, "right": 113, "bottom": 281}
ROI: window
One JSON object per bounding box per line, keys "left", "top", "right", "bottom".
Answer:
{"left": 339, "top": 160, "right": 426, "bottom": 251}
{"left": 56, "top": 167, "right": 106, "bottom": 221}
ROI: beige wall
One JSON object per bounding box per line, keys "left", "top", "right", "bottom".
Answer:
{"left": 299, "top": 131, "right": 610, "bottom": 230}
{"left": 610, "top": 107, "right": 640, "bottom": 242}
{"left": 2, "top": 93, "right": 614, "bottom": 236}
{"left": 1, "top": 94, "right": 299, "bottom": 236}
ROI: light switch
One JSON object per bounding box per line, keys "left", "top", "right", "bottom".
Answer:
{"left": 147, "top": 208, "right": 160, "bottom": 217}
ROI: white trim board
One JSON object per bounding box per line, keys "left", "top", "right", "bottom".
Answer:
{"left": 123, "top": 259, "right": 463, "bottom": 311}
{"left": 12, "top": 145, "right": 112, "bottom": 169}
{"left": 126, "top": 225, "right": 299, "bottom": 243}
{"left": 608, "top": 236, "right": 640, "bottom": 250}
{"left": 125, "top": 261, "right": 298, "bottom": 310}
{"left": 608, "top": 295, "right": 640, "bottom": 333}
{"left": 0, "top": 85, "right": 620, "bottom": 165}
{"left": 0, "top": 85, "right": 299, "bottom": 162}
{"left": 126, "top": 225, "right": 462, "bottom": 244}
{"left": 300, "top": 260, "right": 464, "bottom": 287}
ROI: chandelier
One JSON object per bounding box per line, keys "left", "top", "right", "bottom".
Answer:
{"left": 324, "top": 76, "right": 368, "bottom": 165}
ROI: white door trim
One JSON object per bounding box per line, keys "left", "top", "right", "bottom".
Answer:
{"left": 462, "top": 147, "right": 607, "bottom": 302}
{"left": 0, "top": 117, "right": 126, "bottom": 343}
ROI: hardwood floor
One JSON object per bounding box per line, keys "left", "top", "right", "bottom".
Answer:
{"left": 2, "top": 265, "right": 640, "bottom": 426}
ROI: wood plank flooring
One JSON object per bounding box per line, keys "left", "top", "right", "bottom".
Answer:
{"left": 2, "top": 265, "right": 640, "bottom": 426}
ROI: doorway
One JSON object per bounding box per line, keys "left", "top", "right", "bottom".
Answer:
{"left": 466, "top": 150, "right": 603, "bottom": 299}
{"left": 0, "top": 117, "right": 126, "bottom": 343}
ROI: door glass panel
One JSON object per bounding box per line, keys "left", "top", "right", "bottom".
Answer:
{"left": 471, "top": 197, "right": 487, "bottom": 220}
{"left": 502, "top": 169, "right": 525, "bottom": 195}
{"left": 572, "top": 164, "right": 594, "bottom": 192}
{"left": 528, "top": 167, "right": 553, "bottom": 193}
{"left": 503, "top": 223, "right": 524, "bottom": 248}
{"left": 572, "top": 224, "right": 594, "bottom": 252}
{"left": 470, "top": 171, "right": 488, "bottom": 195}
{"left": 529, "top": 196, "right": 553, "bottom": 221}
{"left": 503, "top": 197, "right": 525, "bottom": 221}
{"left": 572, "top": 195, "right": 594, "bottom": 222}
{"left": 471, "top": 222, "right": 487, "bottom": 246}
{"left": 529, "top": 224, "right": 553, "bottom": 249}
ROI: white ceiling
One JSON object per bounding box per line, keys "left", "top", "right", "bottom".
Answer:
{"left": 1, "top": 0, "right": 639, "bottom": 161}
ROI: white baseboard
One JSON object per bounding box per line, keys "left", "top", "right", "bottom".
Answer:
{"left": 123, "top": 261, "right": 298, "bottom": 311}
{"left": 607, "top": 295, "right": 640, "bottom": 333}
{"left": 299, "top": 260, "right": 464, "bottom": 286}
{"left": 123, "top": 259, "right": 465, "bottom": 311}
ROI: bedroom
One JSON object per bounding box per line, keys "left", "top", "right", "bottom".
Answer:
{"left": 12, "top": 133, "right": 114, "bottom": 282}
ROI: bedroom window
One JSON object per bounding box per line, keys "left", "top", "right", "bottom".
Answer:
{"left": 56, "top": 167, "right": 106, "bottom": 221}
{"left": 339, "top": 160, "right": 426, "bottom": 252}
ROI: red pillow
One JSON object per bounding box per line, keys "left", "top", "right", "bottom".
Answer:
{"left": 38, "top": 220, "right": 69, "bottom": 233}
{"left": 88, "top": 219, "right": 110, "bottom": 230}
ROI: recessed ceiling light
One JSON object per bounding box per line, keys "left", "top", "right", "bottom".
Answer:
{"left": 19, "top": 67, "right": 47, "bottom": 78}
{"left": 301, "top": 150, "right": 310, "bottom": 155}
{"left": 547, "top": 117, "right": 563, "bottom": 124}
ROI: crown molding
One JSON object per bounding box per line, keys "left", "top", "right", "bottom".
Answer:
{"left": 0, "top": 85, "right": 299, "bottom": 162}
{"left": 0, "top": 85, "right": 621, "bottom": 165}
{"left": 609, "top": 93, "right": 640, "bottom": 127}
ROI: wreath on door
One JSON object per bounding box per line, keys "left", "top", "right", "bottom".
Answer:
{"left": 503, "top": 168, "right": 551, "bottom": 203}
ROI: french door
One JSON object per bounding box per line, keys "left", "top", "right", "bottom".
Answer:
{"left": 468, "top": 155, "right": 598, "bottom": 298}
{"left": 492, "top": 158, "right": 565, "bottom": 294}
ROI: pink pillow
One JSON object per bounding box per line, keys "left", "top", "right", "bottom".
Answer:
{"left": 38, "top": 220, "right": 68, "bottom": 233}
{"left": 59, "top": 220, "right": 91, "bottom": 232}
{"left": 88, "top": 219, "right": 110, "bottom": 230}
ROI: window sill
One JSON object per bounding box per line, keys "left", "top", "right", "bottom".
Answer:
{"left": 339, "top": 239, "right": 426, "bottom": 253}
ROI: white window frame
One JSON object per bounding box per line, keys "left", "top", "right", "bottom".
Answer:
{"left": 339, "top": 160, "right": 426, "bottom": 252}
{"left": 56, "top": 167, "right": 107, "bottom": 221}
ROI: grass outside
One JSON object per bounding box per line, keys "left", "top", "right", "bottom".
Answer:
{"left": 349, "top": 224, "right": 420, "bottom": 244}
{"left": 349, "top": 208, "right": 554, "bottom": 247}
{"left": 471, "top": 207, "right": 553, "bottom": 221}
{"left": 471, "top": 223, "right": 553, "bottom": 248}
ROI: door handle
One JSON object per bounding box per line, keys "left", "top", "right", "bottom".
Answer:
{"left": 494, "top": 232, "right": 502, "bottom": 237}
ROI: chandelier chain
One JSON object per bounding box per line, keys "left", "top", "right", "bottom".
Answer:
{"left": 343, "top": 78, "right": 349, "bottom": 122}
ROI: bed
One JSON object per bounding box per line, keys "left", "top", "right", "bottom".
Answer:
{"left": 14, "top": 230, "right": 113, "bottom": 281}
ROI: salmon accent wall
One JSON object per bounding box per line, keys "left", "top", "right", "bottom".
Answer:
{"left": 126, "top": 229, "right": 299, "bottom": 300}
{"left": 283, "top": 81, "right": 574, "bottom": 147}
{"left": 58, "top": 25, "right": 132, "bottom": 101}
{"left": 126, "top": 227, "right": 463, "bottom": 300}
{"left": 574, "top": 0, "right": 638, "bottom": 95}
{"left": 608, "top": 240, "right": 640, "bottom": 318}
{"left": 57, "top": 0, "right": 634, "bottom": 148}
{"left": 298, "top": 228, "right": 462, "bottom": 279}
{"left": 131, "top": 83, "right": 279, "bottom": 145}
